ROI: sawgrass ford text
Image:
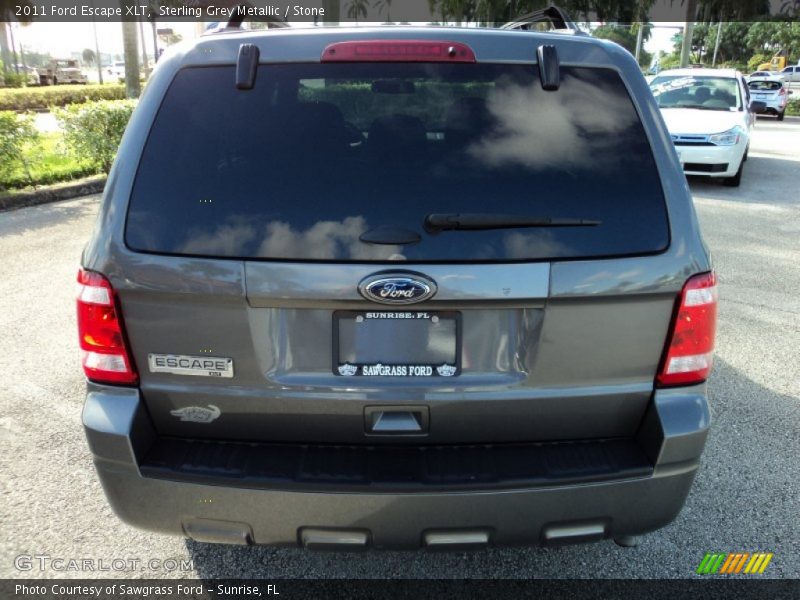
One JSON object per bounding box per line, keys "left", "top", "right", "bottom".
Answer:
{"left": 15, "top": 4, "right": 325, "bottom": 19}
{"left": 15, "top": 584, "right": 275, "bottom": 597}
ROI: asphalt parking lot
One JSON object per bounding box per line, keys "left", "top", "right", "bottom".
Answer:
{"left": 1, "top": 117, "right": 798, "bottom": 580}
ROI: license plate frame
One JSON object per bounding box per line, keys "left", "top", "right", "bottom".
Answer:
{"left": 332, "top": 310, "right": 461, "bottom": 377}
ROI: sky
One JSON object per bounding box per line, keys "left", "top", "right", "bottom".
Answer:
{"left": 10, "top": 21, "right": 202, "bottom": 60}
{"left": 648, "top": 23, "right": 684, "bottom": 57}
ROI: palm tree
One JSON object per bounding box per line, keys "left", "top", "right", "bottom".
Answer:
{"left": 346, "top": 0, "right": 369, "bottom": 24}
{"left": 428, "top": 0, "right": 483, "bottom": 26}
{"left": 82, "top": 48, "right": 96, "bottom": 67}
{"left": 1, "top": 0, "right": 34, "bottom": 72}
{"left": 120, "top": 0, "right": 140, "bottom": 97}
{"left": 680, "top": 0, "right": 698, "bottom": 67}
{"left": 374, "top": 0, "right": 392, "bottom": 23}
{"left": 780, "top": 0, "right": 800, "bottom": 16}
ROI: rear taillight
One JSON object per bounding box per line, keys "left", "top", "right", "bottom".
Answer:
{"left": 779, "top": 87, "right": 786, "bottom": 96}
{"left": 77, "top": 269, "right": 138, "bottom": 385}
{"left": 656, "top": 272, "right": 718, "bottom": 387}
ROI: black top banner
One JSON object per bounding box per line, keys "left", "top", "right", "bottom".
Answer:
{"left": 4, "top": 0, "right": 800, "bottom": 24}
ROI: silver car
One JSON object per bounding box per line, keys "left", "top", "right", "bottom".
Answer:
{"left": 748, "top": 76, "right": 791, "bottom": 121}
{"left": 779, "top": 65, "right": 800, "bottom": 83}
{"left": 80, "top": 21, "right": 716, "bottom": 550}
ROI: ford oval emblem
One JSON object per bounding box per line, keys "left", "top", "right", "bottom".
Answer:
{"left": 358, "top": 272, "right": 437, "bottom": 305}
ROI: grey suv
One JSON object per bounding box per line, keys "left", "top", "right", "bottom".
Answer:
{"left": 80, "top": 15, "right": 716, "bottom": 550}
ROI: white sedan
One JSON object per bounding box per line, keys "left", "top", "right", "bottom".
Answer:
{"left": 650, "top": 68, "right": 764, "bottom": 187}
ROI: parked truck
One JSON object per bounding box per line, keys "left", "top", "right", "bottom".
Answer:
{"left": 39, "top": 59, "right": 88, "bottom": 86}
{"left": 757, "top": 53, "right": 787, "bottom": 72}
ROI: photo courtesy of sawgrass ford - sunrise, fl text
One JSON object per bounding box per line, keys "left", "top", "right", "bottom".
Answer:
{"left": 1, "top": 1, "right": 799, "bottom": 599}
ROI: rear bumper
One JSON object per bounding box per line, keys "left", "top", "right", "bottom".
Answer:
{"left": 83, "top": 383, "right": 710, "bottom": 549}
{"left": 759, "top": 102, "right": 787, "bottom": 115}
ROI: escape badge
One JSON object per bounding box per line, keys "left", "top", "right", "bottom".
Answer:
{"left": 148, "top": 354, "right": 234, "bottom": 378}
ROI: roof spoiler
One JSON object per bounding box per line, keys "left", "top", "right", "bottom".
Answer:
{"left": 501, "top": 6, "right": 581, "bottom": 34}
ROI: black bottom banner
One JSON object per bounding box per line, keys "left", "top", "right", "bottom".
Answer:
{"left": 2, "top": 579, "right": 800, "bottom": 600}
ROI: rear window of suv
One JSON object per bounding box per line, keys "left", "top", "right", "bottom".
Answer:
{"left": 126, "top": 63, "right": 668, "bottom": 262}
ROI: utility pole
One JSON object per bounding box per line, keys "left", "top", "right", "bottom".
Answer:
{"left": 0, "top": 24, "right": 11, "bottom": 73}
{"left": 147, "top": 1, "right": 159, "bottom": 61}
{"left": 138, "top": 18, "right": 149, "bottom": 76}
{"left": 148, "top": 4, "right": 159, "bottom": 62}
{"left": 91, "top": 0, "right": 103, "bottom": 83}
{"left": 9, "top": 22, "right": 19, "bottom": 73}
{"left": 711, "top": 21, "right": 722, "bottom": 67}
{"left": 680, "top": 0, "right": 697, "bottom": 67}
{"left": 151, "top": 20, "right": 159, "bottom": 62}
{"left": 635, "top": 23, "right": 644, "bottom": 64}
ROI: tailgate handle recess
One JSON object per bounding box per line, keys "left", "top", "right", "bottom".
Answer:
{"left": 365, "top": 406, "right": 429, "bottom": 435}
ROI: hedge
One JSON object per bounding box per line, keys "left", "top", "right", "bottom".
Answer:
{"left": 55, "top": 99, "right": 137, "bottom": 173}
{"left": 748, "top": 54, "right": 772, "bottom": 73}
{"left": 0, "top": 84, "right": 126, "bottom": 111}
{"left": 0, "top": 111, "right": 38, "bottom": 187}
{"left": 786, "top": 97, "right": 800, "bottom": 116}
{"left": 0, "top": 156, "right": 97, "bottom": 190}
{"left": 0, "top": 119, "right": 100, "bottom": 192}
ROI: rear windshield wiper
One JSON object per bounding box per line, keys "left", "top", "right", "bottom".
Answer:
{"left": 424, "top": 213, "right": 601, "bottom": 233}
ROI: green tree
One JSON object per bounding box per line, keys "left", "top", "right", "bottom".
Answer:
{"left": 661, "top": 19, "right": 796, "bottom": 69}
{"left": 593, "top": 24, "right": 637, "bottom": 53}
{"left": 592, "top": 23, "right": 652, "bottom": 67}
{"left": 659, "top": 52, "right": 681, "bottom": 70}
{"left": 374, "top": 0, "right": 393, "bottom": 22}
{"left": 669, "top": 21, "right": 709, "bottom": 65}
{"left": 631, "top": 21, "right": 652, "bottom": 44}
{"left": 696, "top": 0, "right": 770, "bottom": 21}
{"left": 82, "top": 48, "right": 96, "bottom": 67}
{"left": 748, "top": 53, "right": 771, "bottom": 71}
{"left": 780, "top": 0, "right": 800, "bottom": 16}
{"left": 428, "top": 0, "right": 659, "bottom": 26}
{"left": 16, "top": 49, "right": 49, "bottom": 68}
{"left": 746, "top": 21, "right": 800, "bottom": 61}
{"left": 346, "top": 0, "right": 369, "bottom": 23}
{"left": 0, "top": 110, "right": 37, "bottom": 189}
{"left": 690, "top": 22, "right": 711, "bottom": 62}
{"left": 706, "top": 22, "right": 751, "bottom": 64}
{"left": 55, "top": 100, "right": 137, "bottom": 174}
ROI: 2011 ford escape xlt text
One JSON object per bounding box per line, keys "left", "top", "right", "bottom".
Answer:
{"left": 80, "top": 10, "right": 716, "bottom": 550}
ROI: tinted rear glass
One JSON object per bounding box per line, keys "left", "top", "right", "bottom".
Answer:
{"left": 126, "top": 63, "right": 668, "bottom": 262}
{"left": 748, "top": 80, "right": 782, "bottom": 91}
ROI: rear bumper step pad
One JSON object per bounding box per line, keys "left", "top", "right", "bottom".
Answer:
{"left": 140, "top": 436, "right": 652, "bottom": 492}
